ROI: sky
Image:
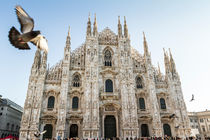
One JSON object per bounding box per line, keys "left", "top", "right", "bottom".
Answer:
{"left": 0, "top": 0, "right": 210, "bottom": 112}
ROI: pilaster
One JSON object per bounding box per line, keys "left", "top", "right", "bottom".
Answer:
{"left": 82, "top": 34, "right": 100, "bottom": 138}
{"left": 56, "top": 27, "right": 71, "bottom": 138}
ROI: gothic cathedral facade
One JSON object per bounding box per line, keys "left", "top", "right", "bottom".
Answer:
{"left": 19, "top": 15, "right": 191, "bottom": 139}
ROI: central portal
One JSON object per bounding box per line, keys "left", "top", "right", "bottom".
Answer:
{"left": 104, "top": 115, "right": 116, "bottom": 138}
{"left": 69, "top": 124, "right": 78, "bottom": 138}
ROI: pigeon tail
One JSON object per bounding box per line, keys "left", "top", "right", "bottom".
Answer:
{"left": 8, "top": 26, "right": 30, "bottom": 50}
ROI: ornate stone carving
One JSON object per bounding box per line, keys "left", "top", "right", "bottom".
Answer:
{"left": 98, "top": 28, "right": 118, "bottom": 45}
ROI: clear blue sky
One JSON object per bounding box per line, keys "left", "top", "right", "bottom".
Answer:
{"left": 0, "top": 0, "right": 210, "bottom": 112}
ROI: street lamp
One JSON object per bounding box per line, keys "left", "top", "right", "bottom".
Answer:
{"left": 0, "top": 95, "right": 3, "bottom": 103}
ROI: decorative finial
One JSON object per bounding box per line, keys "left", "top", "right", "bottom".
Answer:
{"left": 143, "top": 31, "right": 146, "bottom": 41}
{"left": 94, "top": 13, "right": 96, "bottom": 21}
{"left": 87, "top": 13, "right": 92, "bottom": 36}
{"left": 124, "top": 16, "right": 128, "bottom": 38}
{"left": 68, "top": 26, "right": 70, "bottom": 37}
{"left": 169, "top": 48, "right": 173, "bottom": 58}
{"left": 163, "top": 48, "right": 166, "bottom": 55}
{"left": 94, "top": 13, "right": 97, "bottom": 26}
{"left": 143, "top": 31, "right": 149, "bottom": 55}
{"left": 88, "top": 12, "right": 91, "bottom": 21}
{"left": 118, "top": 16, "right": 120, "bottom": 23}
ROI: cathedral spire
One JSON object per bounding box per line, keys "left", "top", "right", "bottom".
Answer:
{"left": 169, "top": 48, "right": 177, "bottom": 74}
{"left": 143, "top": 32, "right": 149, "bottom": 56}
{"left": 86, "top": 13, "right": 92, "bottom": 36}
{"left": 163, "top": 48, "right": 170, "bottom": 74}
{"left": 66, "top": 26, "right": 71, "bottom": 49}
{"left": 68, "top": 26, "right": 70, "bottom": 37}
{"left": 93, "top": 13, "right": 98, "bottom": 36}
{"left": 124, "top": 16, "right": 128, "bottom": 38}
{"left": 118, "top": 16, "right": 122, "bottom": 38}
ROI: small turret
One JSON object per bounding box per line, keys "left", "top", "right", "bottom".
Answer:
{"left": 118, "top": 16, "right": 122, "bottom": 38}
{"left": 124, "top": 16, "right": 128, "bottom": 38}
{"left": 93, "top": 13, "right": 98, "bottom": 36}
{"left": 86, "top": 13, "right": 92, "bottom": 37}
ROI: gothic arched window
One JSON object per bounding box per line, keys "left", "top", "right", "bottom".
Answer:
{"left": 160, "top": 98, "right": 166, "bottom": 109}
{"left": 136, "top": 76, "right": 143, "bottom": 89}
{"left": 139, "top": 98, "right": 146, "bottom": 110}
{"left": 47, "top": 96, "right": 55, "bottom": 109}
{"left": 72, "top": 97, "right": 79, "bottom": 109}
{"left": 73, "top": 74, "right": 81, "bottom": 87}
{"left": 104, "top": 49, "right": 112, "bottom": 66}
{"left": 105, "top": 79, "right": 113, "bottom": 92}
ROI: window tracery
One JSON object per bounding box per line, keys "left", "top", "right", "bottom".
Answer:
{"left": 72, "top": 74, "right": 81, "bottom": 87}
{"left": 136, "top": 76, "right": 143, "bottom": 89}
{"left": 104, "top": 49, "right": 112, "bottom": 66}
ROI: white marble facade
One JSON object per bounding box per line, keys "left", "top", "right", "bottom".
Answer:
{"left": 19, "top": 15, "right": 191, "bottom": 140}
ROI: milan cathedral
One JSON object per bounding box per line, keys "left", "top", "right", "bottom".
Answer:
{"left": 19, "top": 15, "right": 191, "bottom": 139}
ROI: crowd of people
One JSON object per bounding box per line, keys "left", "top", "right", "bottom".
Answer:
{"left": 42, "top": 136, "right": 210, "bottom": 140}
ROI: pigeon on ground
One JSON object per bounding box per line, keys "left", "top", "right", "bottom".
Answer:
{"left": 34, "top": 130, "right": 47, "bottom": 138}
{"left": 190, "top": 94, "right": 195, "bottom": 102}
{"left": 8, "top": 5, "right": 48, "bottom": 53}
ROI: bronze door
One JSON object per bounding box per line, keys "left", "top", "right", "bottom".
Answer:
{"left": 70, "top": 124, "right": 78, "bottom": 138}
{"left": 104, "top": 115, "right": 116, "bottom": 138}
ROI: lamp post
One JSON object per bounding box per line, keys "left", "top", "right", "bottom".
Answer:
{"left": 0, "top": 95, "right": 3, "bottom": 105}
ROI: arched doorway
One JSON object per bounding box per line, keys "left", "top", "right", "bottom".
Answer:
{"left": 69, "top": 124, "right": 78, "bottom": 138}
{"left": 42, "top": 124, "right": 53, "bottom": 140}
{"left": 163, "top": 124, "right": 172, "bottom": 137}
{"left": 104, "top": 115, "right": 116, "bottom": 138}
{"left": 141, "top": 124, "right": 149, "bottom": 137}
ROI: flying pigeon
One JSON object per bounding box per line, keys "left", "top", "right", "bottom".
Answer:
{"left": 190, "top": 94, "right": 194, "bottom": 102}
{"left": 34, "top": 129, "right": 47, "bottom": 138}
{"left": 175, "top": 126, "right": 179, "bottom": 129}
{"left": 8, "top": 5, "right": 48, "bottom": 53}
{"left": 169, "top": 113, "right": 176, "bottom": 119}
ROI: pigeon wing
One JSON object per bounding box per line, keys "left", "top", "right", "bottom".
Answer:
{"left": 40, "top": 130, "right": 47, "bottom": 135}
{"left": 15, "top": 5, "right": 34, "bottom": 33}
{"left": 31, "top": 35, "right": 48, "bottom": 53}
{"left": 8, "top": 26, "right": 30, "bottom": 50}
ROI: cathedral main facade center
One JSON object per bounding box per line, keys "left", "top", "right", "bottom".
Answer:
{"left": 19, "top": 15, "right": 191, "bottom": 139}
